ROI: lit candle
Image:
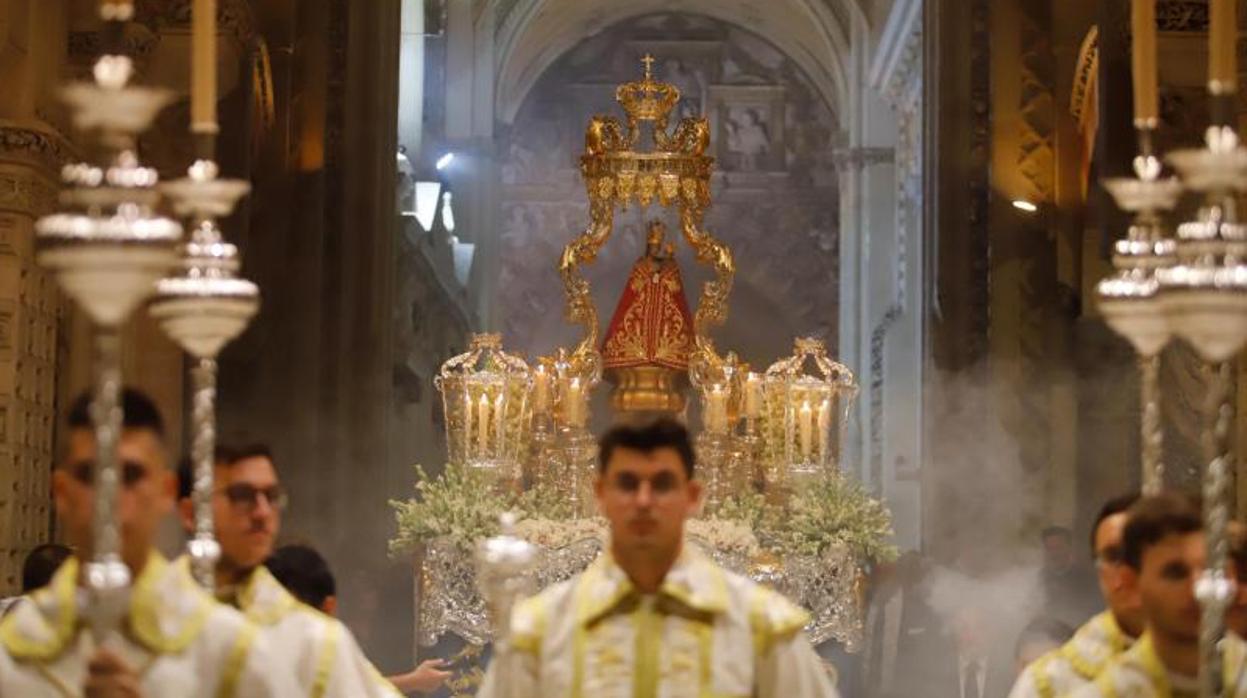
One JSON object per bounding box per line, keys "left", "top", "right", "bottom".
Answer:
{"left": 494, "top": 393, "right": 506, "bottom": 458}
{"left": 798, "top": 400, "right": 813, "bottom": 460}
{"left": 708, "top": 385, "right": 727, "bottom": 432}
{"left": 1210, "top": 0, "right": 1238, "bottom": 94}
{"left": 477, "top": 393, "right": 490, "bottom": 456}
{"left": 462, "top": 390, "right": 472, "bottom": 460}
{"left": 817, "top": 399, "right": 831, "bottom": 465}
{"left": 1131, "top": 0, "right": 1158, "bottom": 125}
{"left": 744, "top": 373, "right": 761, "bottom": 418}
{"left": 191, "top": 0, "right": 218, "bottom": 133}
{"left": 533, "top": 365, "right": 550, "bottom": 413}
{"left": 567, "top": 378, "right": 583, "bottom": 427}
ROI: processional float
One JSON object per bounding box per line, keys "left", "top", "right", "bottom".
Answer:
{"left": 1096, "top": 1, "right": 1246, "bottom": 695}
{"left": 439, "top": 57, "right": 865, "bottom": 669}
{"left": 34, "top": 0, "right": 257, "bottom": 645}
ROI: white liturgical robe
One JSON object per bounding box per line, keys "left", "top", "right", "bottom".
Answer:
{"left": 1068, "top": 632, "right": 1247, "bottom": 698}
{"left": 0, "top": 553, "right": 295, "bottom": 697}
{"left": 478, "top": 546, "right": 839, "bottom": 698}
{"left": 1008, "top": 610, "right": 1134, "bottom": 698}
{"left": 227, "top": 564, "right": 402, "bottom": 698}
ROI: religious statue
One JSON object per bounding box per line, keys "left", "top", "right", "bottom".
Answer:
{"left": 601, "top": 220, "right": 695, "bottom": 413}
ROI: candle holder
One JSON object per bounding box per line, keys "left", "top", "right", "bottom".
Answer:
{"left": 149, "top": 160, "right": 258, "bottom": 590}
{"left": 1098, "top": 139, "right": 1182, "bottom": 494}
{"left": 436, "top": 334, "right": 533, "bottom": 485}
{"left": 1159, "top": 117, "right": 1247, "bottom": 698}
{"left": 34, "top": 42, "right": 181, "bottom": 639}
{"left": 756, "top": 338, "right": 857, "bottom": 493}
{"left": 557, "top": 422, "right": 598, "bottom": 518}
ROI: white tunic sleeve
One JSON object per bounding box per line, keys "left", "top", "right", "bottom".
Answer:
{"left": 755, "top": 632, "right": 840, "bottom": 698}
{"left": 478, "top": 644, "right": 542, "bottom": 698}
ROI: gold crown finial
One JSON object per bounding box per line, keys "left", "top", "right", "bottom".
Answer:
{"left": 615, "top": 55, "right": 680, "bottom": 124}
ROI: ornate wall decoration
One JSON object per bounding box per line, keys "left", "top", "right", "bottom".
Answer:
{"left": 1156, "top": 1, "right": 1209, "bottom": 33}
{"left": 135, "top": 0, "right": 258, "bottom": 48}
{"left": 497, "top": 13, "right": 841, "bottom": 369}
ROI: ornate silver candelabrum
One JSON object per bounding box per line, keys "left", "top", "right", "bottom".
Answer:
{"left": 149, "top": 160, "right": 259, "bottom": 590}
{"left": 476, "top": 512, "right": 537, "bottom": 692}
{"left": 34, "top": 34, "right": 181, "bottom": 640}
{"left": 1098, "top": 132, "right": 1182, "bottom": 494}
{"left": 1160, "top": 118, "right": 1247, "bottom": 698}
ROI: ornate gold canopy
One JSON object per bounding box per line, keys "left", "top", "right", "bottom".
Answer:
{"left": 560, "top": 56, "right": 735, "bottom": 395}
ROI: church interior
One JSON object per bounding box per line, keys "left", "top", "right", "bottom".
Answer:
{"left": 4, "top": 0, "right": 1247, "bottom": 695}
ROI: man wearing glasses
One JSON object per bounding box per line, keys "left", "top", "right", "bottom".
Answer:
{"left": 177, "top": 443, "right": 400, "bottom": 697}
{"left": 1008, "top": 494, "right": 1145, "bottom": 698}
{"left": 478, "top": 418, "right": 837, "bottom": 697}
{"left": 0, "top": 389, "right": 295, "bottom": 697}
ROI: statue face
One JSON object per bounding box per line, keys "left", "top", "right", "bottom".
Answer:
{"left": 594, "top": 446, "right": 700, "bottom": 562}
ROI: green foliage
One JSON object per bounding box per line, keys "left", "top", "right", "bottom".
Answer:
{"left": 704, "top": 477, "right": 897, "bottom": 564}
{"left": 772, "top": 475, "right": 898, "bottom": 563}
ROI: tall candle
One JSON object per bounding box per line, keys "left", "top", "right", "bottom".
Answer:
{"left": 798, "top": 400, "right": 813, "bottom": 460}
{"left": 708, "top": 385, "right": 727, "bottom": 432}
{"left": 1131, "top": 0, "right": 1158, "bottom": 125}
{"left": 1210, "top": 0, "right": 1238, "bottom": 94}
{"left": 567, "top": 378, "right": 583, "bottom": 427}
{"left": 744, "top": 373, "right": 761, "bottom": 418}
{"left": 477, "top": 393, "right": 490, "bottom": 456}
{"left": 493, "top": 393, "right": 506, "bottom": 458}
{"left": 533, "top": 365, "right": 550, "bottom": 413}
{"left": 817, "top": 399, "right": 831, "bottom": 465}
{"left": 462, "top": 390, "right": 472, "bottom": 461}
{"left": 191, "top": 0, "right": 219, "bottom": 133}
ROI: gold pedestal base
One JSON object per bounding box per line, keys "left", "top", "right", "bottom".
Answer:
{"left": 606, "top": 365, "right": 687, "bottom": 414}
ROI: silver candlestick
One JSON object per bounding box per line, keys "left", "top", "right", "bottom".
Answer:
{"left": 1160, "top": 117, "right": 1247, "bottom": 698}
{"left": 34, "top": 31, "right": 181, "bottom": 640}
{"left": 476, "top": 512, "right": 536, "bottom": 643}
{"left": 150, "top": 160, "right": 259, "bottom": 590}
{"left": 1098, "top": 132, "right": 1182, "bottom": 494}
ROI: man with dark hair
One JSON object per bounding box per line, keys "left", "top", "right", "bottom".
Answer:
{"left": 1071, "top": 493, "right": 1247, "bottom": 697}
{"left": 1039, "top": 524, "right": 1100, "bottom": 627}
{"left": 1010, "top": 493, "right": 1144, "bottom": 697}
{"left": 479, "top": 417, "right": 837, "bottom": 697}
{"left": 0, "top": 389, "right": 293, "bottom": 696}
{"left": 178, "top": 442, "right": 403, "bottom": 697}
{"left": 0, "top": 544, "right": 72, "bottom": 620}
{"left": 266, "top": 544, "right": 451, "bottom": 694}
{"left": 20, "top": 543, "right": 71, "bottom": 593}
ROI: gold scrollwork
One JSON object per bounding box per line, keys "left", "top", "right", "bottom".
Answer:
{"left": 560, "top": 58, "right": 734, "bottom": 382}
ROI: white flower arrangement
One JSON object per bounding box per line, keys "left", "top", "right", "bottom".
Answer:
{"left": 512, "top": 517, "right": 607, "bottom": 549}
{"left": 390, "top": 464, "right": 896, "bottom": 567}
{"left": 686, "top": 517, "right": 760, "bottom": 557}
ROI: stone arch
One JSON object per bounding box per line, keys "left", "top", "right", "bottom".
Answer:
{"left": 493, "top": 0, "right": 861, "bottom": 126}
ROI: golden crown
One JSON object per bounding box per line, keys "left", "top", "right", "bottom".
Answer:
{"left": 615, "top": 55, "right": 681, "bottom": 122}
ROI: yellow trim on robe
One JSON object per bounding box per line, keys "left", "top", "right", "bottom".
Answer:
{"left": 216, "top": 621, "right": 259, "bottom": 698}
{"left": 312, "top": 618, "right": 341, "bottom": 698}
{"left": 0, "top": 553, "right": 217, "bottom": 661}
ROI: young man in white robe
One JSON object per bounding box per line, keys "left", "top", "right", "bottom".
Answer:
{"left": 478, "top": 418, "right": 838, "bottom": 698}
{"left": 1070, "top": 492, "right": 1247, "bottom": 698}
{"left": 0, "top": 389, "right": 296, "bottom": 697}
{"left": 178, "top": 442, "right": 403, "bottom": 697}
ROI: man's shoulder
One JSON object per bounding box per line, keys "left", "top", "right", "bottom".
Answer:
{"left": 714, "top": 563, "right": 809, "bottom": 650}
